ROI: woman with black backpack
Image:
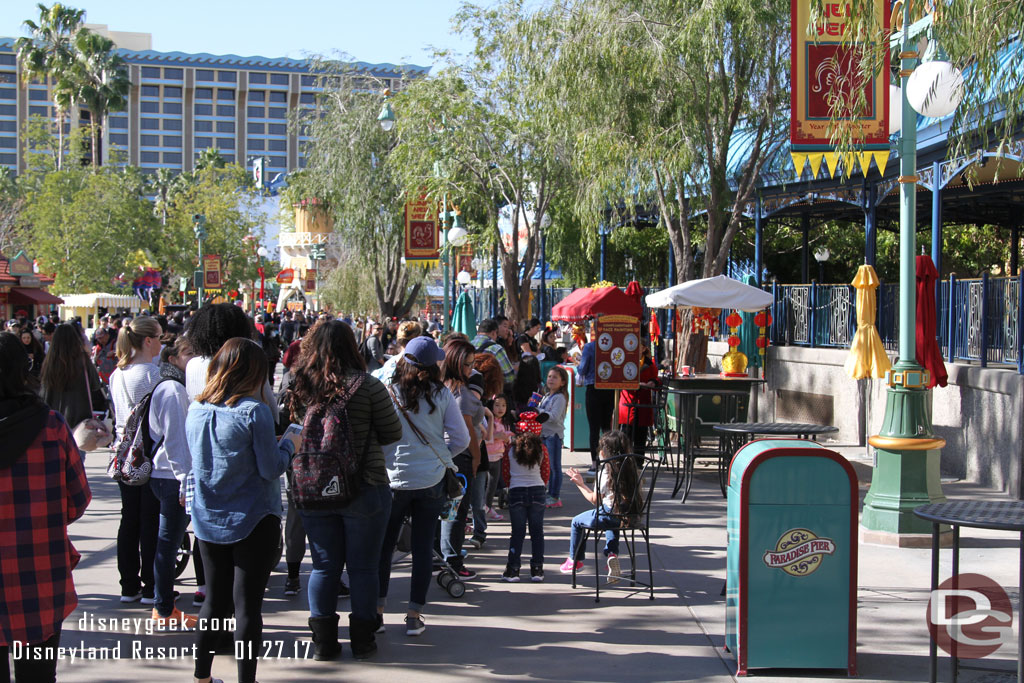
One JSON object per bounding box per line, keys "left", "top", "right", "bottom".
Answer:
{"left": 287, "top": 320, "right": 402, "bottom": 661}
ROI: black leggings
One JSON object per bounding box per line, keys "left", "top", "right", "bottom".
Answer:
{"left": 116, "top": 481, "right": 159, "bottom": 597}
{"left": 193, "top": 515, "right": 280, "bottom": 683}
{"left": 1, "top": 626, "right": 60, "bottom": 683}
{"left": 585, "top": 386, "right": 615, "bottom": 464}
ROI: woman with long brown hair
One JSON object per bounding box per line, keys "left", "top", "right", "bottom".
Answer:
{"left": 186, "top": 338, "right": 301, "bottom": 683}
{"left": 438, "top": 337, "right": 483, "bottom": 579}
{"left": 288, "top": 320, "right": 402, "bottom": 661}
{"left": 40, "top": 323, "right": 108, "bottom": 431}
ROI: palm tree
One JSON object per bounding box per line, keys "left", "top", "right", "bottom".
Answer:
{"left": 73, "top": 30, "right": 130, "bottom": 167}
{"left": 150, "top": 167, "right": 181, "bottom": 226}
{"left": 14, "top": 3, "right": 86, "bottom": 171}
{"left": 195, "top": 147, "right": 226, "bottom": 171}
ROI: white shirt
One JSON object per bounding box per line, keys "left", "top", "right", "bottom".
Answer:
{"left": 149, "top": 380, "right": 192, "bottom": 484}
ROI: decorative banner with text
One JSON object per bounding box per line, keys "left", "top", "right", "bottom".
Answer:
{"left": 202, "top": 254, "right": 222, "bottom": 291}
{"left": 456, "top": 244, "right": 474, "bottom": 277}
{"left": 594, "top": 314, "right": 641, "bottom": 391}
{"left": 304, "top": 269, "right": 317, "bottom": 294}
{"left": 790, "top": 0, "right": 890, "bottom": 179}
{"left": 404, "top": 195, "right": 439, "bottom": 268}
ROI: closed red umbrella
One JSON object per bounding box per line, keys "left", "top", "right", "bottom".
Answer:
{"left": 915, "top": 254, "right": 948, "bottom": 388}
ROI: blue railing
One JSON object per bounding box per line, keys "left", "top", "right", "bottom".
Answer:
{"left": 767, "top": 274, "right": 1023, "bottom": 373}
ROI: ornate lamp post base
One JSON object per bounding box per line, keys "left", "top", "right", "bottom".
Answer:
{"left": 860, "top": 362, "right": 949, "bottom": 546}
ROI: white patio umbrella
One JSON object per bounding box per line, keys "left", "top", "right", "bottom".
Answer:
{"left": 645, "top": 275, "right": 772, "bottom": 312}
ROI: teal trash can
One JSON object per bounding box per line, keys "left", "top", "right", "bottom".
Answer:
{"left": 725, "top": 439, "right": 858, "bottom": 676}
{"left": 562, "top": 365, "right": 590, "bottom": 452}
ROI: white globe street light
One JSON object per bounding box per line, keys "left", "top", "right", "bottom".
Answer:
{"left": 447, "top": 223, "right": 469, "bottom": 248}
{"left": 906, "top": 38, "right": 964, "bottom": 119}
{"left": 256, "top": 246, "right": 268, "bottom": 258}
{"left": 457, "top": 270, "right": 472, "bottom": 286}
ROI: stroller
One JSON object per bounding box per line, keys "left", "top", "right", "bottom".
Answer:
{"left": 392, "top": 473, "right": 468, "bottom": 600}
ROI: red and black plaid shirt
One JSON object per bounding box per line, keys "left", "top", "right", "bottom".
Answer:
{"left": 0, "top": 411, "right": 91, "bottom": 646}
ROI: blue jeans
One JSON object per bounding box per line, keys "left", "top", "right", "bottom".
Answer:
{"left": 150, "top": 477, "right": 189, "bottom": 617}
{"left": 507, "top": 485, "right": 546, "bottom": 570}
{"left": 543, "top": 434, "right": 563, "bottom": 499}
{"left": 378, "top": 480, "right": 445, "bottom": 611}
{"left": 301, "top": 483, "right": 392, "bottom": 622}
{"left": 440, "top": 453, "right": 474, "bottom": 564}
{"left": 568, "top": 509, "right": 619, "bottom": 560}
{"left": 470, "top": 470, "right": 489, "bottom": 540}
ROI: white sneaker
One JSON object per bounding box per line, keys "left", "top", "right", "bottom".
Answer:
{"left": 606, "top": 554, "right": 622, "bottom": 584}
{"left": 119, "top": 592, "right": 142, "bottom": 603}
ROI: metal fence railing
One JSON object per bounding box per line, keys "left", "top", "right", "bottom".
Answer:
{"left": 765, "top": 274, "right": 1023, "bottom": 373}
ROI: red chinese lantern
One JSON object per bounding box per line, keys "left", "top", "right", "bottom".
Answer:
{"left": 755, "top": 336, "right": 769, "bottom": 349}
{"left": 726, "top": 311, "right": 742, "bottom": 328}
{"left": 728, "top": 335, "right": 741, "bottom": 347}
{"left": 754, "top": 311, "right": 773, "bottom": 327}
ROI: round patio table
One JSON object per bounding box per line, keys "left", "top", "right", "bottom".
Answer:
{"left": 713, "top": 423, "right": 839, "bottom": 495}
{"left": 914, "top": 500, "right": 1024, "bottom": 683}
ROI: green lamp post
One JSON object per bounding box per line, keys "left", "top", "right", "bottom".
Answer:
{"left": 860, "top": 6, "right": 963, "bottom": 544}
{"left": 193, "top": 214, "right": 207, "bottom": 308}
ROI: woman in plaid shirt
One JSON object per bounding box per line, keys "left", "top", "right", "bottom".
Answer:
{"left": 0, "top": 332, "right": 91, "bottom": 682}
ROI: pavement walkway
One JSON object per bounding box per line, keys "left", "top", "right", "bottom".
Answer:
{"left": 51, "top": 442, "right": 1021, "bottom": 682}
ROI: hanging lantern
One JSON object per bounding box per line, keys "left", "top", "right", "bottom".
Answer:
{"left": 754, "top": 310, "right": 772, "bottom": 328}
{"left": 726, "top": 311, "right": 742, "bottom": 328}
{"left": 728, "top": 335, "right": 741, "bottom": 347}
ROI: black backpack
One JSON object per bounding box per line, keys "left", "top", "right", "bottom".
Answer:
{"left": 289, "top": 375, "right": 367, "bottom": 509}
{"left": 106, "top": 378, "right": 169, "bottom": 486}
{"left": 358, "top": 337, "right": 375, "bottom": 366}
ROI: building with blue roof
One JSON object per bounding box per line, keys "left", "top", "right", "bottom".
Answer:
{"left": 0, "top": 26, "right": 429, "bottom": 175}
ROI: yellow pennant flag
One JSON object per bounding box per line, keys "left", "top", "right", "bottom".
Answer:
{"left": 872, "top": 151, "right": 890, "bottom": 176}
{"left": 808, "top": 153, "right": 824, "bottom": 178}
{"left": 824, "top": 152, "right": 841, "bottom": 178}
{"left": 791, "top": 152, "right": 808, "bottom": 178}
{"left": 858, "top": 152, "right": 874, "bottom": 176}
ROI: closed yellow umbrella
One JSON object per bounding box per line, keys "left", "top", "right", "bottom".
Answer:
{"left": 844, "top": 264, "right": 891, "bottom": 379}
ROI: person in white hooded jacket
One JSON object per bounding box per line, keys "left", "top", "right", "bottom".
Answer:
{"left": 147, "top": 336, "right": 198, "bottom": 629}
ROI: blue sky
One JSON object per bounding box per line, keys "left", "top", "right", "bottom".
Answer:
{"left": 1, "top": 0, "right": 478, "bottom": 68}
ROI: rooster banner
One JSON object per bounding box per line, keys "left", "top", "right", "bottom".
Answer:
{"left": 404, "top": 195, "right": 439, "bottom": 268}
{"left": 202, "top": 255, "right": 222, "bottom": 291}
{"left": 790, "top": 0, "right": 890, "bottom": 179}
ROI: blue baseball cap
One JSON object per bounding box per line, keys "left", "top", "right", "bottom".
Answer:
{"left": 403, "top": 336, "right": 445, "bottom": 367}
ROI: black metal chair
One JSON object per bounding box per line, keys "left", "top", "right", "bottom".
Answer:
{"left": 570, "top": 453, "right": 662, "bottom": 603}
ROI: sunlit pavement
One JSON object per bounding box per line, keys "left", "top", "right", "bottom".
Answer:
{"left": 54, "top": 443, "right": 1020, "bottom": 682}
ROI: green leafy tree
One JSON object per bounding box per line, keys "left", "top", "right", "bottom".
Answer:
{"left": 24, "top": 165, "right": 157, "bottom": 292}
{"left": 388, "top": 0, "right": 573, "bottom": 327}
{"left": 15, "top": 3, "right": 86, "bottom": 172}
{"left": 292, "top": 66, "right": 423, "bottom": 318}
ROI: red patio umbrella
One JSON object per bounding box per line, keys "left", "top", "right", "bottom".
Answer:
{"left": 915, "top": 254, "right": 948, "bottom": 388}
{"left": 550, "top": 285, "right": 643, "bottom": 322}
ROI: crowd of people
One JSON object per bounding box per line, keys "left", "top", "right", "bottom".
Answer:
{"left": 0, "top": 302, "right": 661, "bottom": 683}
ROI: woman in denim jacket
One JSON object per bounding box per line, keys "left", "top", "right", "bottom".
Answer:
{"left": 186, "top": 338, "right": 300, "bottom": 683}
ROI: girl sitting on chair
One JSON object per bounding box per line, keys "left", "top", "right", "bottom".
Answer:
{"left": 560, "top": 430, "right": 637, "bottom": 584}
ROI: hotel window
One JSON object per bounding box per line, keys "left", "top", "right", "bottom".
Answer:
{"left": 247, "top": 139, "right": 264, "bottom": 150}
{"left": 140, "top": 151, "right": 159, "bottom": 163}
{"left": 300, "top": 75, "right": 315, "bottom": 87}
{"left": 220, "top": 154, "right": 235, "bottom": 163}
{"left": 247, "top": 122, "right": 264, "bottom": 134}
{"left": 217, "top": 138, "right": 234, "bottom": 149}
{"left": 164, "top": 86, "right": 182, "bottom": 98}
{"left": 216, "top": 121, "right": 234, "bottom": 133}
{"left": 3, "top": 105, "right": 21, "bottom": 116}
{"left": 0, "top": 87, "right": 15, "bottom": 100}
{"left": 109, "top": 133, "right": 128, "bottom": 145}
{"left": 163, "top": 102, "right": 182, "bottom": 114}
{"left": 141, "top": 85, "right": 160, "bottom": 97}
{"left": 164, "top": 68, "right": 183, "bottom": 80}
{"left": 140, "top": 101, "right": 159, "bottom": 113}
{"left": 268, "top": 139, "right": 287, "bottom": 151}
{"left": 163, "top": 152, "right": 181, "bottom": 164}
{"left": 195, "top": 136, "right": 212, "bottom": 148}
{"left": 0, "top": 54, "right": 15, "bottom": 65}
{"left": 0, "top": 153, "right": 15, "bottom": 165}
{"left": 268, "top": 123, "right": 287, "bottom": 135}
{"left": 217, "top": 71, "right": 236, "bottom": 82}
{"left": 216, "top": 105, "right": 235, "bottom": 117}
{"left": 270, "top": 73, "right": 289, "bottom": 85}
{"left": 109, "top": 116, "right": 128, "bottom": 129}
{"left": 249, "top": 72, "right": 267, "bottom": 85}
{"left": 196, "top": 70, "right": 214, "bottom": 81}
{"left": 195, "top": 88, "right": 213, "bottom": 100}
{"left": 27, "top": 106, "right": 47, "bottom": 116}
{"left": 140, "top": 134, "right": 160, "bottom": 146}
{"left": 163, "top": 135, "right": 182, "bottom": 147}
{"left": 141, "top": 67, "right": 160, "bottom": 79}
{"left": 195, "top": 104, "right": 213, "bottom": 115}
{"left": 268, "top": 107, "right": 287, "bottom": 119}
{"left": 0, "top": 137, "right": 15, "bottom": 148}
{"left": 163, "top": 119, "right": 182, "bottom": 131}
{"left": 248, "top": 91, "right": 265, "bottom": 102}
{"left": 299, "top": 93, "right": 315, "bottom": 104}
{"left": 217, "top": 89, "right": 235, "bottom": 100}
{"left": 0, "top": 121, "right": 15, "bottom": 131}
{"left": 141, "top": 118, "right": 159, "bottom": 130}
{"left": 268, "top": 156, "right": 286, "bottom": 167}
{"left": 195, "top": 120, "right": 213, "bottom": 132}
{"left": 0, "top": 73, "right": 14, "bottom": 83}
{"left": 269, "top": 91, "right": 287, "bottom": 103}
{"left": 28, "top": 89, "right": 48, "bottom": 100}
{"left": 247, "top": 106, "right": 264, "bottom": 118}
